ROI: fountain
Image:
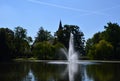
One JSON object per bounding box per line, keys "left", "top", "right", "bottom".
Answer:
{"left": 48, "top": 33, "right": 78, "bottom": 64}
{"left": 60, "top": 33, "right": 78, "bottom": 62}
{"left": 47, "top": 33, "right": 92, "bottom": 81}
{"left": 68, "top": 33, "right": 78, "bottom": 62}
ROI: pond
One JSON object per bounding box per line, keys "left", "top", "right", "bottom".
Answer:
{"left": 0, "top": 60, "right": 120, "bottom": 81}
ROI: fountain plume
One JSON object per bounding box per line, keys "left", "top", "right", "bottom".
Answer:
{"left": 68, "top": 33, "right": 78, "bottom": 62}
{"left": 59, "top": 33, "right": 78, "bottom": 61}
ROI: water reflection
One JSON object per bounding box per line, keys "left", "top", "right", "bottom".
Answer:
{"left": 68, "top": 62, "right": 78, "bottom": 81}
{"left": 82, "top": 65, "right": 93, "bottom": 81}
{"left": 23, "top": 69, "right": 36, "bottom": 81}
{"left": 59, "top": 61, "right": 92, "bottom": 81}
{"left": 61, "top": 62, "right": 79, "bottom": 81}
{"left": 0, "top": 62, "right": 120, "bottom": 81}
{"left": 66, "top": 62, "right": 94, "bottom": 81}
{"left": 86, "top": 63, "right": 120, "bottom": 81}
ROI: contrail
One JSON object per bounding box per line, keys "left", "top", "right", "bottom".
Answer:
{"left": 28, "top": 0, "right": 108, "bottom": 16}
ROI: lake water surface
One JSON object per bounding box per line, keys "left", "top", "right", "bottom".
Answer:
{"left": 0, "top": 61, "right": 120, "bottom": 81}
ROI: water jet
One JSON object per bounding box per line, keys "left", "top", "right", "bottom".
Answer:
{"left": 60, "top": 33, "right": 78, "bottom": 62}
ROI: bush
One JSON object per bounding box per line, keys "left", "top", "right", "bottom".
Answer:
{"left": 88, "top": 40, "right": 113, "bottom": 60}
{"left": 32, "top": 41, "right": 65, "bottom": 60}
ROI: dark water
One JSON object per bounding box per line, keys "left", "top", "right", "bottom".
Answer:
{"left": 0, "top": 61, "right": 120, "bottom": 81}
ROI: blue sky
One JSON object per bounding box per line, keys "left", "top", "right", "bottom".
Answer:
{"left": 0, "top": 0, "right": 120, "bottom": 40}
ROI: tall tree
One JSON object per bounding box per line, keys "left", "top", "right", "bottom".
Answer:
{"left": 32, "top": 26, "right": 65, "bottom": 60}
{"left": 92, "top": 32, "right": 102, "bottom": 44}
{"left": 55, "top": 24, "right": 85, "bottom": 55}
{"left": 0, "top": 28, "right": 14, "bottom": 61}
{"left": 86, "top": 22, "right": 120, "bottom": 60}
{"left": 35, "top": 27, "right": 53, "bottom": 43}
{"left": 103, "top": 22, "right": 120, "bottom": 58}
{"left": 85, "top": 38, "right": 93, "bottom": 55}
{"left": 14, "top": 26, "right": 32, "bottom": 57}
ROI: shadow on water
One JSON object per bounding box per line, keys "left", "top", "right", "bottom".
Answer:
{"left": 0, "top": 61, "right": 120, "bottom": 81}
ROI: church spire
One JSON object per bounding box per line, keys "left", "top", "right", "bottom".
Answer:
{"left": 58, "top": 20, "right": 63, "bottom": 30}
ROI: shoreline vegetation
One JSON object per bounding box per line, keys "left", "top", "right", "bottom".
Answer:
{"left": 1, "top": 21, "right": 120, "bottom": 61}
{"left": 14, "top": 57, "right": 120, "bottom": 63}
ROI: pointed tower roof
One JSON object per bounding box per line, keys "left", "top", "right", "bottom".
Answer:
{"left": 58, "top": 20, "right": 63, "bottom": 30}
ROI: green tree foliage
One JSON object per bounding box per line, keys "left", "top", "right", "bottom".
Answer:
{"left": 32, "top": 41, "right": 64, "bottom": 60}
{"left": 88, "top": 40, "right": 113, "bottom": 60}
{"left": 85, "top": 38, "right": 93, "bottom": 54}
{"left": 86, "top": 22, "right": 120, "bottom": 60}
{"left": 35, "top": 27, "right": 53, "bottom": 43}
{"left": 32, "top": 27, "right": 65, "bottom": 60}
{"left": 14, "top": 26, "right": 32, "bottom": 58}
{"left": 92, "top": 32, "right": 102, "bottom": 44}
{"left": 55, "top": 21, "right": 85, "bottom": 55}
{"left": 32, "top": 42, "right": 53, "bottom": 59}
{"left": 0, "top": 28, "right": 14, "bottom": 61}
{"left": 0, "top": 27, "right": 32, "bottom": 61}
{"left": 103, "top": 22, "right": 120, "bottom": 58}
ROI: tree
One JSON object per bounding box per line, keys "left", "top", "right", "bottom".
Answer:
{"left": 32, "top": 41, "right": 65, "bottom": 60}
{"left": 14, "top": 26, "right": 32, "bottom": 57}
{"left": 103, "top": 22, "right": 120, "bottom": 59}
{"left": 86, "top": 22, "right": 120, "bottom": 60}
{"left": 55, "top": 23, "right": 85, "bottom": 55}
{"left": 88, "top": 40, "right": 113, "bottom": 60}
{"left": 85, "top": 38, "right": 93, "bottom": 55}
{"left": 32, "top": 27, "right": 58, "bottom": 60}
{"left": 14, "top": 26, "right": 27, "bottom": 40}
{"left": 0, "top": 28, "right": 14, "bottom": 61}
{"left": 32, "top": 42, "right": 54, "bottom": 60}
{"left": 92, "top": 32, "right": 102, "bottom": 44}
{"left": 35, "top": 27, "right": 53, "bottom": 43}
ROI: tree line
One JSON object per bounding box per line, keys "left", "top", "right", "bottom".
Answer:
{"left": 0, "top": 21, "right": 120, "bottom": 61}
{"left": 0, "top": 27, "right": 32, "bottom": 61}
{"left": 0, "top": 21, "right": 84, "bottom": 61}
{"left": 86, "top": 22, "right": 120, "bottom": 60}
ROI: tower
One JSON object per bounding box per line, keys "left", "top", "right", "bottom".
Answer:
{"left": 58, "top": 20, "right": 63, "bottom": 30}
